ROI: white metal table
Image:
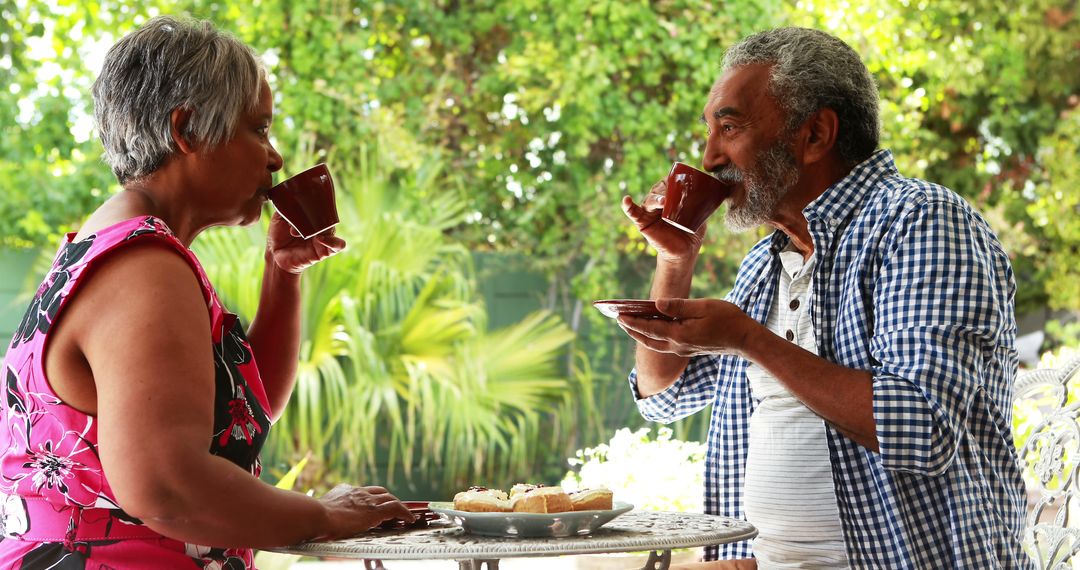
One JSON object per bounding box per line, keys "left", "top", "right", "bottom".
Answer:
{"left": 268, "top": 511, "right": 757, "bottom": 569}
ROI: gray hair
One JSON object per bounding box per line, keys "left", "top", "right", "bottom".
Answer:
{"left": 92, "top": 16, "right": 266, "bottom": 183}
{"left": 723, "top": 27, "right": 880, "bottom": 166}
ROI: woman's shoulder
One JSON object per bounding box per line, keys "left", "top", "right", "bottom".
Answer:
{"left": 72, "top": 214, "right": 176, "bottom": 245}
{"left": 72, "top": 188, "right": 178, "bottom": 243}
{"left": 53, "top": 220, "right": 217, "bottom": 350}
{"left": 55, "top": 215, "right": 188, "bottom": 277}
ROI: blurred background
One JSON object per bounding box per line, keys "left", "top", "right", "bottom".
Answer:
{"left": 2, "top": 0, "right": 1079, "bottom": 506}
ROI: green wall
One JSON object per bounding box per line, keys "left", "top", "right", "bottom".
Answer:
{"left": 0, "top": 248, "right": 41, "bottom": 352}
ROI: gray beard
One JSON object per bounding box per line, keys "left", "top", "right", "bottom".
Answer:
{"left": 720, "top": 141, "right": 799, "bottom": 233}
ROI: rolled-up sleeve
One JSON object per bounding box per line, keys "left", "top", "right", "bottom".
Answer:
{"left": 630, "top": 354, "right": 721, "bottom": 423}
{"left": 870, "top": 196, "right": 1013, "bottom": 476}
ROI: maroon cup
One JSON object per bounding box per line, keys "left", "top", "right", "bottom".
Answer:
{"left": 661, "top": 162, "right": 732, "bottom": 233}
{"left": 268, "top": 163, "right": 340, "bottom": 239}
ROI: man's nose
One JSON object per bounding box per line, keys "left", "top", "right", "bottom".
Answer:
{"left": 702, "top": 135, "right": 728, "bottom": 174}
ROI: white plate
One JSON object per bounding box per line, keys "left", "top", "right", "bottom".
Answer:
{"left": 428, "top": 501, "right": 634, "bottom": 538}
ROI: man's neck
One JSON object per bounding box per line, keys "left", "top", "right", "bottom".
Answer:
{"left": 768, "top": 158, "right": 854, "bottom": 259}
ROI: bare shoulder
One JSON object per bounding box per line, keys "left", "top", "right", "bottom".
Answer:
{"left": 44, "top": 237, "right": 216, "bottom": 415}
{"left": 64, "top": 239, "right": 212, "bottom": 355}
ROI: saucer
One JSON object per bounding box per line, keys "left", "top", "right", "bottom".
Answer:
{"left": 592, "top": 299, "right": 673, "bottom": 320}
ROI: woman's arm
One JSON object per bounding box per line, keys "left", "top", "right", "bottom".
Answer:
{"left": 245, "top": 249, "right": 302, "bottom": 421}
{"left": 246, "top": 213, "right": 344, "bottom": 420}
{"left": 74, "top": 242, "right": 396, "bottom": 548}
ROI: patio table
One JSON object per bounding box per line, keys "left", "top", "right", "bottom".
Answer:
{"left": 267, "top": 510, "right": 757, "bottom": 570}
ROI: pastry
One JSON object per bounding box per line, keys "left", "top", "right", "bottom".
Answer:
{"left": 510, "top": 485, "right": 573, "bottom": 513}
{"left": 509, "top": 483, "right": 540, "bottom": 500}
{"left": 453, "top": 486, "right": 511, "bottom": 512}
{"left": 569, "top": 487, "right": 614, "bottom": 511}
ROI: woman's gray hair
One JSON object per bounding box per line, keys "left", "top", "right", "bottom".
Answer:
{"left": 92, "top": 16, "right": 265, "bottom": 183}
{"left": 723, "top": 27, "right": 880, "bottom": 166}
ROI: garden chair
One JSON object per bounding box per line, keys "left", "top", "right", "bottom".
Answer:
{"left": 1014, "top": 354, "right": 1080, "bottom": 568}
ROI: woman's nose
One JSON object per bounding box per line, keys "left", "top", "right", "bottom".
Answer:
{"left": 268, "top": 145, "right": 284, "bottom": 173}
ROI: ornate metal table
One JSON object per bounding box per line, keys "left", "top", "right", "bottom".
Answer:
{"left": 268, "top": 510, "right": 757, "bottom": 569}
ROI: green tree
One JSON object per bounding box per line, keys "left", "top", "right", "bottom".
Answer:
{"left": 0, "top": 0, "right": 119, "bottom": 246}
{"left": 789, "top": 0, "right": 1080, "bottom": 314}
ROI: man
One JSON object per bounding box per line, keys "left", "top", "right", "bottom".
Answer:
{"left": 619, "top": 28, "right": 1030, "bottom": 569}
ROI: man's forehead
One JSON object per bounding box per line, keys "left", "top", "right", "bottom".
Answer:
{"left": 703, "top": 63, "right": 773, "bottom": 116}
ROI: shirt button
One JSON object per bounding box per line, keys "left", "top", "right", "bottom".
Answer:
{"left": 785, "top": 330, "right": 795, "bottom": 341}
{"left": 789, "top": 299, "right": 800, "bottom": 310}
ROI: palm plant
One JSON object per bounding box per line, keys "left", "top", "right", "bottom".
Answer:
{"left": 193, "top": 150, "right": 575, "bottom": 496}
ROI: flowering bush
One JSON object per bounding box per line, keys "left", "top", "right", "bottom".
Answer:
{"left": 561, "top": 426, "right": 706, "bottom": 513}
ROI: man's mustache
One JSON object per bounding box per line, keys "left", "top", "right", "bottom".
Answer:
{"left": 713, "top": 167, "right": 744, "bottom": 184}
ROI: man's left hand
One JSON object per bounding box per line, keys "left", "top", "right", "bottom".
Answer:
{"left": 617, "top": 298, "right": 760, "bottom": 357}
{"left": 266, "top": 212, "right": 347, "bottom": 274}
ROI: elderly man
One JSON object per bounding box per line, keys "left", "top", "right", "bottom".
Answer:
{"left": 619, "top": 28, "right": 1029, "bottom": 568}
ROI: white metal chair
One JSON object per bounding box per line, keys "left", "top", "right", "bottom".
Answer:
{"left": 1014, "top": 354, "right": 1080, "bottom": 569}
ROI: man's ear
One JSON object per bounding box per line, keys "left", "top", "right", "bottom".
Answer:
{"left": 799, "top": 107, "right": 839, "bottom": 165}
{"left": 169, "top": 107, "right": 197, "bottom": 154}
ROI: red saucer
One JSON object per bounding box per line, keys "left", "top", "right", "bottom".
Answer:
{"left": 592, "top": 299, "right": 674, "bottom": 320}
{"left": 377, "top": 501, "right": 441, "bottom": 530}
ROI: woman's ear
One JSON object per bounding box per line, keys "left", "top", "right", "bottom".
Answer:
{"left": 800, "top": 107, "right": 839, "bottom": 165}
{"left": 169, "top": 107, "right": 197, "bottom": 154}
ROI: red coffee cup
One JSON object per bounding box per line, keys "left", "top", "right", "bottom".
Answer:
{"left": 268, "top": 163, "right": 340, "bottom": 239}
{"left": 661, "top": 162, "right": 732, "bottom": 233}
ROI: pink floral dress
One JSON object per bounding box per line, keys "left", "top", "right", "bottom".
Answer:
{"left": 0, "top": 217, "right": 273, "bottom": 569}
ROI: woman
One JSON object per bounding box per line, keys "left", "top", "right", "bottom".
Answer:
{"left": 0, "top": 16, "right": 413, "bottom": 568}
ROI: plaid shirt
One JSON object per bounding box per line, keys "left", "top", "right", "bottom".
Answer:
{"left": 631, "top": 150, "right": 1031, "bottom": 568}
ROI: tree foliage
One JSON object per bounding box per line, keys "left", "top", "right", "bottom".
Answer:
{"left": 6, "top": 0, "right": 1079, "bottom": 312}
{"left": 789, "top": 0, "right": 1080, "bottom": 313}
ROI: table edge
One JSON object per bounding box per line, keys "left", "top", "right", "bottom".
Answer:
{"left": 263, "top": 527, "right": 759, "bottom": 560}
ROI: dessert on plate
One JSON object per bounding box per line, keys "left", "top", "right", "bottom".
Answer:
{"left": 453, "top": 487, "right": 511, "bottom": 512}
{"left": 451, "top": 484, "right": 614, "bottom": 513}
{"left": 510, "top": 485, "right": 573, "bottom": 514}
{"left": 568, "top": 488, "right": 614, "bottom": 511}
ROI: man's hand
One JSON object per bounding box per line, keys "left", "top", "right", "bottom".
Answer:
{"left": 266, "top": 212, "right": 346, "bottom": 274}
{"left": 622, "top": 178, "right": 707, "bottom": 265}
{"left": 617, "top": 298, "right": 761, "bottom": 358}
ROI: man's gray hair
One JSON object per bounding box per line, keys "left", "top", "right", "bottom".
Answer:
{"left": 92, "top": 16, "right": 265, "bottom": 183}
{"left": 723, "top": 27, "right": 880, "bottom": 166}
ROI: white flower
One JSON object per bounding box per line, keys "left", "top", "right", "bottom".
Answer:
{"left": 0, "top": 493, "right": 29, "bottom": 536}
{"left": 185, "top": 543, "right": 214, "bottom": 558}
{"left": 562, "top": 427, "right": 706, "bottom": 512}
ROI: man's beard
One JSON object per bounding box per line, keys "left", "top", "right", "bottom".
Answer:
{"left": 715, "top": 139, "right": 800, "bottom": 232}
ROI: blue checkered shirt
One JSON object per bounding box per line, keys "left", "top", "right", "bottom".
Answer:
{"left": 631, "top": 150, "right": 1030, "bottom": 568}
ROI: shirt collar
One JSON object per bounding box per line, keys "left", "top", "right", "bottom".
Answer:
{"left": 803, "top": 149, "right": 897, "bottom": 225}
{"left": 766, "top": 149, "right": 896, "bottom": 255}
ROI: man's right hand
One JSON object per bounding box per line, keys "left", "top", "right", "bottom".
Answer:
{"left": 621, "top": 179, "right": 704, "bottom": 396}
{"left": 622, "top": 179, "right": 707, "bottom": 265}
{"left": 318, "top": 484, "right": 415, "bottom": 539}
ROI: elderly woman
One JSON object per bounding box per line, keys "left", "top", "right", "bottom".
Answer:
{"left": 0, "top": 16, "right": 412, "bottom": 567}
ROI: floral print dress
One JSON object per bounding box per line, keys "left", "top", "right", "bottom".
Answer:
{"left": 0, "top": 217, "right": 272, "bottom": 569}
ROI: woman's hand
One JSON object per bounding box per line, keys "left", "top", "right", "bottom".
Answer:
{"left": 266, "top": 212, "right": 347, "bottom": 274}
{"left": 317, "top": 484, "right": 415, "bottom": 540}
{"left": 622, "top": 179, "right": 707, "bottom": 266}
